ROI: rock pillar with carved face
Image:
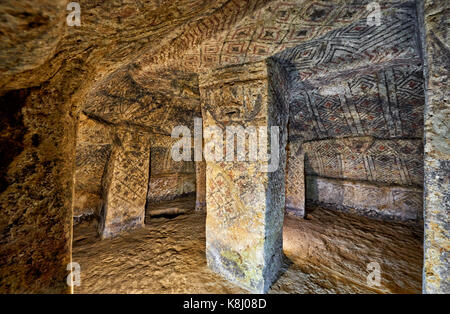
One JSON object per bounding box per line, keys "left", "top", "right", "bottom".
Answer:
{"left": 199, "top": 60, "right": 288, "bottom": 293}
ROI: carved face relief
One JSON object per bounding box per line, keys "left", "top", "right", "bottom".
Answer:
{"left": 204, "top": 81, "right": 265, "bottom": 127}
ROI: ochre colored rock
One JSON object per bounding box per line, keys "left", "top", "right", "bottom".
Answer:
{"left": 200, "top": 61, "right": 289, "bottom": 293}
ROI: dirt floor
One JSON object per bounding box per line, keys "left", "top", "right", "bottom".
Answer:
{"left": 72, "top": 196, "right": 423, "bottom": 294}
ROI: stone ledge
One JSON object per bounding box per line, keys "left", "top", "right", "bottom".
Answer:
{"left": 306, "top": 175, "right": 423, "bottom": 222}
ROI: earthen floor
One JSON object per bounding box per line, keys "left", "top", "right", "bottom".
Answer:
{"left": 73, "top": 196, "right": 422, "bottom": 294}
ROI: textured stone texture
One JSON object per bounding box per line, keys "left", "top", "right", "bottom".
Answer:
{"left": 1, "top": 0, "right": 217, "bottom": 292}
{"left": 153, "top": 0, "right": 413, "bottom": 72}
{"left": 200, "top": 61, "right": 288, "bottom": 293}
{"left": 419, "top": 0, "right": 450, "bottom": 294}
{"left": 283, "top": 205, "right": 423, "bottom": 294}
{"left": 288, "top": 64, "right": 425, "bottom": 143}
{"left": 146, "top": 135, "right": 195, "bottom": 205}
{"left": 82, "top": 67, "right": 201, "bottom": 136}
{"left": 306, "top": 176, "right": 423, "bottom": 222}
{"left": 0, "top": 82, "right": 76, "bottom": 293}
{"left": 303, "top": 137, "right": 424, "bottom": 187}
{"left": 195, "top": 161, "right": 207, "bottom": 211}
{"left": 73, "top": 113, "right": 113, "bottom": 221}
{"left": 147, "top": 174, "right": 195, "bottom": 203}
{"left": 99, "top": 128, "right": 150, "bottom": 238}
{"left": 275, "top": 3, "right": 421, "bottom": 85}
{"left": 0, "top": 0, "right": 66, "bottom": 77}
{"left": 72, "top": 202, "right": 423, "bottom": 294}
{"left": 285, "top": 142, "right": 305, "bottom": 217}
{"left": 277, "top": 4, "right": 426, "bottom": 221}
{"left": 301, "top": 136, "right": 425, "bottom": 223}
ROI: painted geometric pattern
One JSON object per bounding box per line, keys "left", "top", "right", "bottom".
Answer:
{"left": 152, "top": 0, "right": 415, "bottom": 71}
{"left": 74, "top": 144, "right": 111, "bottom": 194}
{"left": 83, "top": 67, "right": 201, "bottom": 135}
{"left": 207, "top": 162, "right": 268, "bottom": 230}
{"left": 289, "top": 63, "right": 424, "bottom": 142}
{"left": 285, "top": 142, "right": 305, "bottom": 214}
{"left": 147, "top": 135, "right": 195, "bottom": 203}
{"left": 303, "top": 137, "right": 424, "bottom": 187}
{"left": 275, "top": 2, "right": 419, "bottom": 83}
{"left": 103, "top": 129, "right": 151, "bottom": 229}
{"left": 150, "top": 146, "right": 195, "bottom": 176}
{"left": 73, "top": 143, "right": 112, "bottom": 217}
{"left": 147, "top": 174, "right": 195, "bottom": 203}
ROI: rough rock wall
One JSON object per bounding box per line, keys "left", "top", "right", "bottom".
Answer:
{"left": 0, "top": 72, "right": 79, "bottom": 293}
{"left": 0, "top": 0, "right": 215, "bottom": 293}
{"left": 99, "top": 128, "right": 151, "bottom": 238}
{"left": 418, "top": 0, "right": 450, "bottom": 294}
{"left": 0, "top": 0, "right": 446, "bottom": 294}
{"left": 73, "top": 113, "right": 113, "bottom": 221}
{"left": 1, "top": 0, "right": 227, "bottom": 291}
{"left": 195, "top": 160, "right": 207, "bottom": 210}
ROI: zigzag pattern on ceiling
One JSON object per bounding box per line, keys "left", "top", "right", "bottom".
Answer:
{"left": 289, "top": 63, "right": 424, "bottom": 142}
{"left": 143, "top": 0, "right": 415, "bottom": 72}
{"left": 273, "top": 2, "right": 419, "bottom": 85}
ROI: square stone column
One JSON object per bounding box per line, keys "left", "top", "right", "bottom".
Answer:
{"left": 419, "top": 0, "right": 450, "bottom": 294}
{"left": 199, "top": 60, "right": 288, "bottom": 293}
{"left": 195, "top": 160, "right": 206, "bottom": 211}
{"left": 99, "top": 127, "right": 151, "bottom": 238}
{"left": 285, "top": 142, "right": 305, "bottom": 218}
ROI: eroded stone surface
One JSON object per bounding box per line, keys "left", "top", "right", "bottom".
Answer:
{"left": 285, "top": 142, "right": 305, "bottom": 218}
{"left": 419, "top": 0, "right": 450, "bottom": 294}
{"left": 99, "top": 128, "right": 151, "bottom": 238}
{"left": 200, "top": 61, "right": 288, "bottom": 293}
{"left": 0, "top": 81, "right": 76, "bottom": 293}
{"left": 195, "top": 161, "right": 207, "bottom": 211}
{"left": 73, "top": 113, "right": 113, "bottom": 221}
{"left": 306, "top": 176, "right": 423, "bottom": 222}
{"left": 146, "top": 135, "right": 196, "bottom": 205}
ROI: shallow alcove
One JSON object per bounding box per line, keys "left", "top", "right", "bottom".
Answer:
{"left": 144, "top": 142, "right": 196, "bottom": 220}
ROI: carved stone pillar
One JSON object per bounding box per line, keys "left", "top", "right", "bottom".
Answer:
{"left": 419, "top": 0, "right": 450, "bottom": 294}
{"left": 99, "top": 127, "right": 150, "bottom": 238}
{"left": 195, "top": 161, "right": 206, "bottom": 211}
{"left": 199, "top": 60, "right": 288, "bottom": 293}
{"left": 285, "top": 142, "right": 305, "bottom": 218}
